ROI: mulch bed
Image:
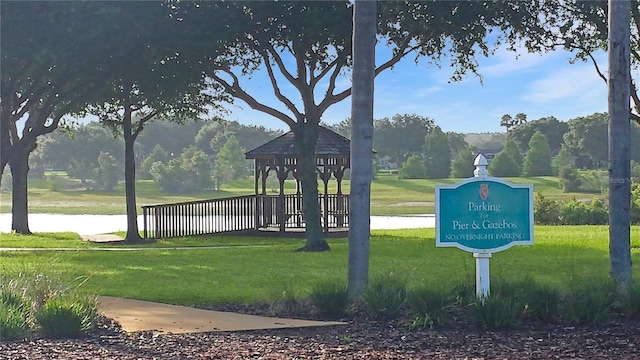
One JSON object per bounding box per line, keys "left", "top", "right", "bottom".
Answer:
{"left": 2, "top": 305, "right": 640, "bottom": 359}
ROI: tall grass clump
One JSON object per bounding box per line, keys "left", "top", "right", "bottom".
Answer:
{"left": 515, "top": 279, "right": 562, "bottom": 323}
{"left": 310, "top": 281, "right": 350, "bottom": 319}
{"left": 1, "top": 269, "right": 98, "bottom": 340}
{"left": 563, "top": 282, "right": 613, "bottom": 325}
{"left": 406, "top": 288, "right": 455, "bottom": 329}
{"left": 471, "top": 281, "right": 525, "bottom": 330}
{"left": 36, "top": 294, "right": 97, "bottom": 338}
{"left": 619, "top": 282, "right": 640, "bottom": 318}
{"left": 364, "top": 273, "right": 407, "bottom": 318}
{"left": 0, "top": 290, "right": 30, "bottom": 341}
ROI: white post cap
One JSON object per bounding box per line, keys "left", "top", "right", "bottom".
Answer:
{"left": 473, "top": 154, "right": 489, "bottom": 177}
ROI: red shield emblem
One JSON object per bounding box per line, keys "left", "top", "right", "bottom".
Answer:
{"left": 479, "top": 183, "right": 489, "bottom": 200}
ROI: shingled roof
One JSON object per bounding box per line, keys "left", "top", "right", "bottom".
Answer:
{"left": 245, "top": 126, "right": 350, "bottom": 159}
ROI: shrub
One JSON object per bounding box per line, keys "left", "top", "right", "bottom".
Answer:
{"left": 0, "top": 290, "right": 30, "bottom": 341}
{"left": 424, "top": 126, "right": 451, "bottom": 179}
{"left": 563, "top": 283, "right": 612, "bottom": 325}
{"left": 619, "top": 282, "right": 640, "bottom": 318}
{"left": 150, "top": 147, "right": 212, "bottom": 193}
{"left": 364, "top": 274, "right": 407, "bottom": 318}
{"left": 522, "top": 131, "right": 553, "bottom": 176}
{"left": 578, "top": 170, "right": 608, "bottom": 193}
{"left": 450, "top": 148, "right": 474, "bottom": 178}
{"left": 558, "top": 165, "right": 581, "bottom": 192}
{"left": 559, "top": 198, "right": 608, "bottom": 225}
{"left": 533, "top": 192, "right": 561, "bottom": 224}
{"left": 310, "top": 282, "right": 350, "bottom": 319}
{"left": 552, "top": 147, "right": 574, "bottom": 176}
{"left": 36, "top": 295, "right": 97, "bottom": 338}
{"left": 489, "top": 139, "right": 522, "bottom": 177}
{"left": 632, "top": 161, "right": 640, "bottom": 183}
{"left": 398, "top": 155, "right": 426, "bottom": 179}
{"left": 93, "top": 151, "right": 120, "bottom": 191}
{"left": 632, "top": 183, "right": 640, "bottom": 225}
{"left": 406, "top": 288, "right": 454, "bottom": 329}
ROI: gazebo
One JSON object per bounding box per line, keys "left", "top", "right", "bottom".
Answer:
{"left": 245, "top": 127, "right": 350, "bottom": 233}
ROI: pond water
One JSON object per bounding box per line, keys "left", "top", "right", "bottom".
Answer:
{"left": 0, "top": 213, "right": 434, "bottom": 235}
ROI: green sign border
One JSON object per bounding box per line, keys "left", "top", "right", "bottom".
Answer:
{"left": 435, "top": 177, "right": 533, "bottom": 253}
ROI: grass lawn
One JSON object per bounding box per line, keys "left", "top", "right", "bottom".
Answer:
{"left": 0, "top": 173, "right": 598, "bottom": 215}
{"left": 2, "top": 226, "right": 639, "bottom": 306}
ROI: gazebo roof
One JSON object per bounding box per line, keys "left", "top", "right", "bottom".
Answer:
{"left": 245, "top": 126, "right": 350, "bottom": 159}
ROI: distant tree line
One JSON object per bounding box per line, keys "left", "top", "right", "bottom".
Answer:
{"left": 25, "top": 119, "right": 281, "bottom": 193}
{"left": 25, "top": 111, "right": 639, "bottom": 192}
{"left": 359, "top": 112, "right": 640, "bottom": 183}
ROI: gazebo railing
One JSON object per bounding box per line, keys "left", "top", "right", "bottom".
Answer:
{"left": 256, "top": 194, "right": 349, "bottom": 229}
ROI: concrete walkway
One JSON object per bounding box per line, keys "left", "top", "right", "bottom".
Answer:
{"left": 98, "top": 296, "right": 344, "bottom": 334}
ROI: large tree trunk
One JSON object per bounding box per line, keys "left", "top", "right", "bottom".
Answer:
{"left": 608, "top": 0, "right": 632, "bottom": 291}
{"left": 1, "top": 129, "right": 11, "bottom": 183}
{"left": 294, "top": 123, "right": 329, "bottom": 252}
{"left": 10, "top": 147, "right": 32, "bottom": 234}
{"left": 123, "top": 106, "right": 143, "bottom": 243}
{"left": 348, "top": 0, "right": 376, "bottom": 298}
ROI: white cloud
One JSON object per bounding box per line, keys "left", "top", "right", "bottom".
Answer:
{"left": 480, "top": 47, "right": 556, "bottom": 77}
{"left": 524, "top": 63, "right": 606, "bottom": 103}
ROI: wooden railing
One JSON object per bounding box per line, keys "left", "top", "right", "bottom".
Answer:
{"left": 142, "top": 195, "right": 256, "bottom": 239}
{"left": 142, "top": 194, "right": 349, "bottom": 239}
{"left": 256, "top": 194, "right": 349, "bottom": 230}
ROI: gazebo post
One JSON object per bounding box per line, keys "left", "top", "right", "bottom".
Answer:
{"left": 321, "top": 160, "right": 330, "bottom": 233}
{"left": 276, "top": 157, "right": 287, "bottom": 233}
{"left": 295, "top": 170, "right": 302, "bottom": 227}
{"left": 253, "top": 162, "right": 260, "bottom": 230}
{"left": 335, "top": 166, "right": 345, "bottom": 227}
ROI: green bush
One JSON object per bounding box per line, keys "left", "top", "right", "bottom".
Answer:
{"left": 558, "top": 165, "right": 581, "bottom": 192}
{"left": 563, "top": 284, "right": 612, "bottom": 325}
{"left": 363, "top": 274, "right": 407, "bottom": 318}
{"left": 406, "top": 288, "right": 454, "bottom": 329}
{"left": 578, "top": 170, "right": 608, "bottom": 193}
{"left": 450, "top": 148, "right": 474, "bottom": 178}
{"left": 533, "top": 192, "right": 561, "bottom": 225}
{"left": 632, "top": 183, "right": 640, "bottom": 225}
{"left": 522, "top": 131, "right": 553, "bottom": 176}
{"left": 559, "top": 198, "right": 608, "bottom": 225}
{"left": 0, "top": 290, "right": 30, "bottom": 341}
{"left": 632, "top": 161, "right": 640, "bottom": 183}
{"left": 36, "top": 295, "right": 97, "bottom": 338}
{"left": 488, "top": 151, "right": 521, "bottom": 177}
{"left": 398, "top": 155, "right": 426, "bottom": 179}
{"left": 310, "top": 282, "right": 350, "bottom": 318}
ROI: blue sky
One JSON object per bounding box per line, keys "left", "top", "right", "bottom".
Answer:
{"left": 222, "top": 44, "right": 610, "bottom": 134}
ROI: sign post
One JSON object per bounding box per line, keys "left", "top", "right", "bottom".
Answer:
{"left": 435, "top": 155, "right": 533, "bottom": 298}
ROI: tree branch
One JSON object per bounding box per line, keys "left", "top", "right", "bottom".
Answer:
{"left": 586, "top": 50, "right": 608, "bottom": 83}
{"left": 260, "top": 49, "right": 303, "bottom": 117}
{"left": 318, "top": 57, "right": 349, "bottom": 113}
{"left": 374, "top": 38, "right": 418, "bottom": 77}
{"left": 212, "top": 71, "right": 297, "bottom": 128}
{"left": 132, "top": 111, "right": 157, "bottom": 139}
